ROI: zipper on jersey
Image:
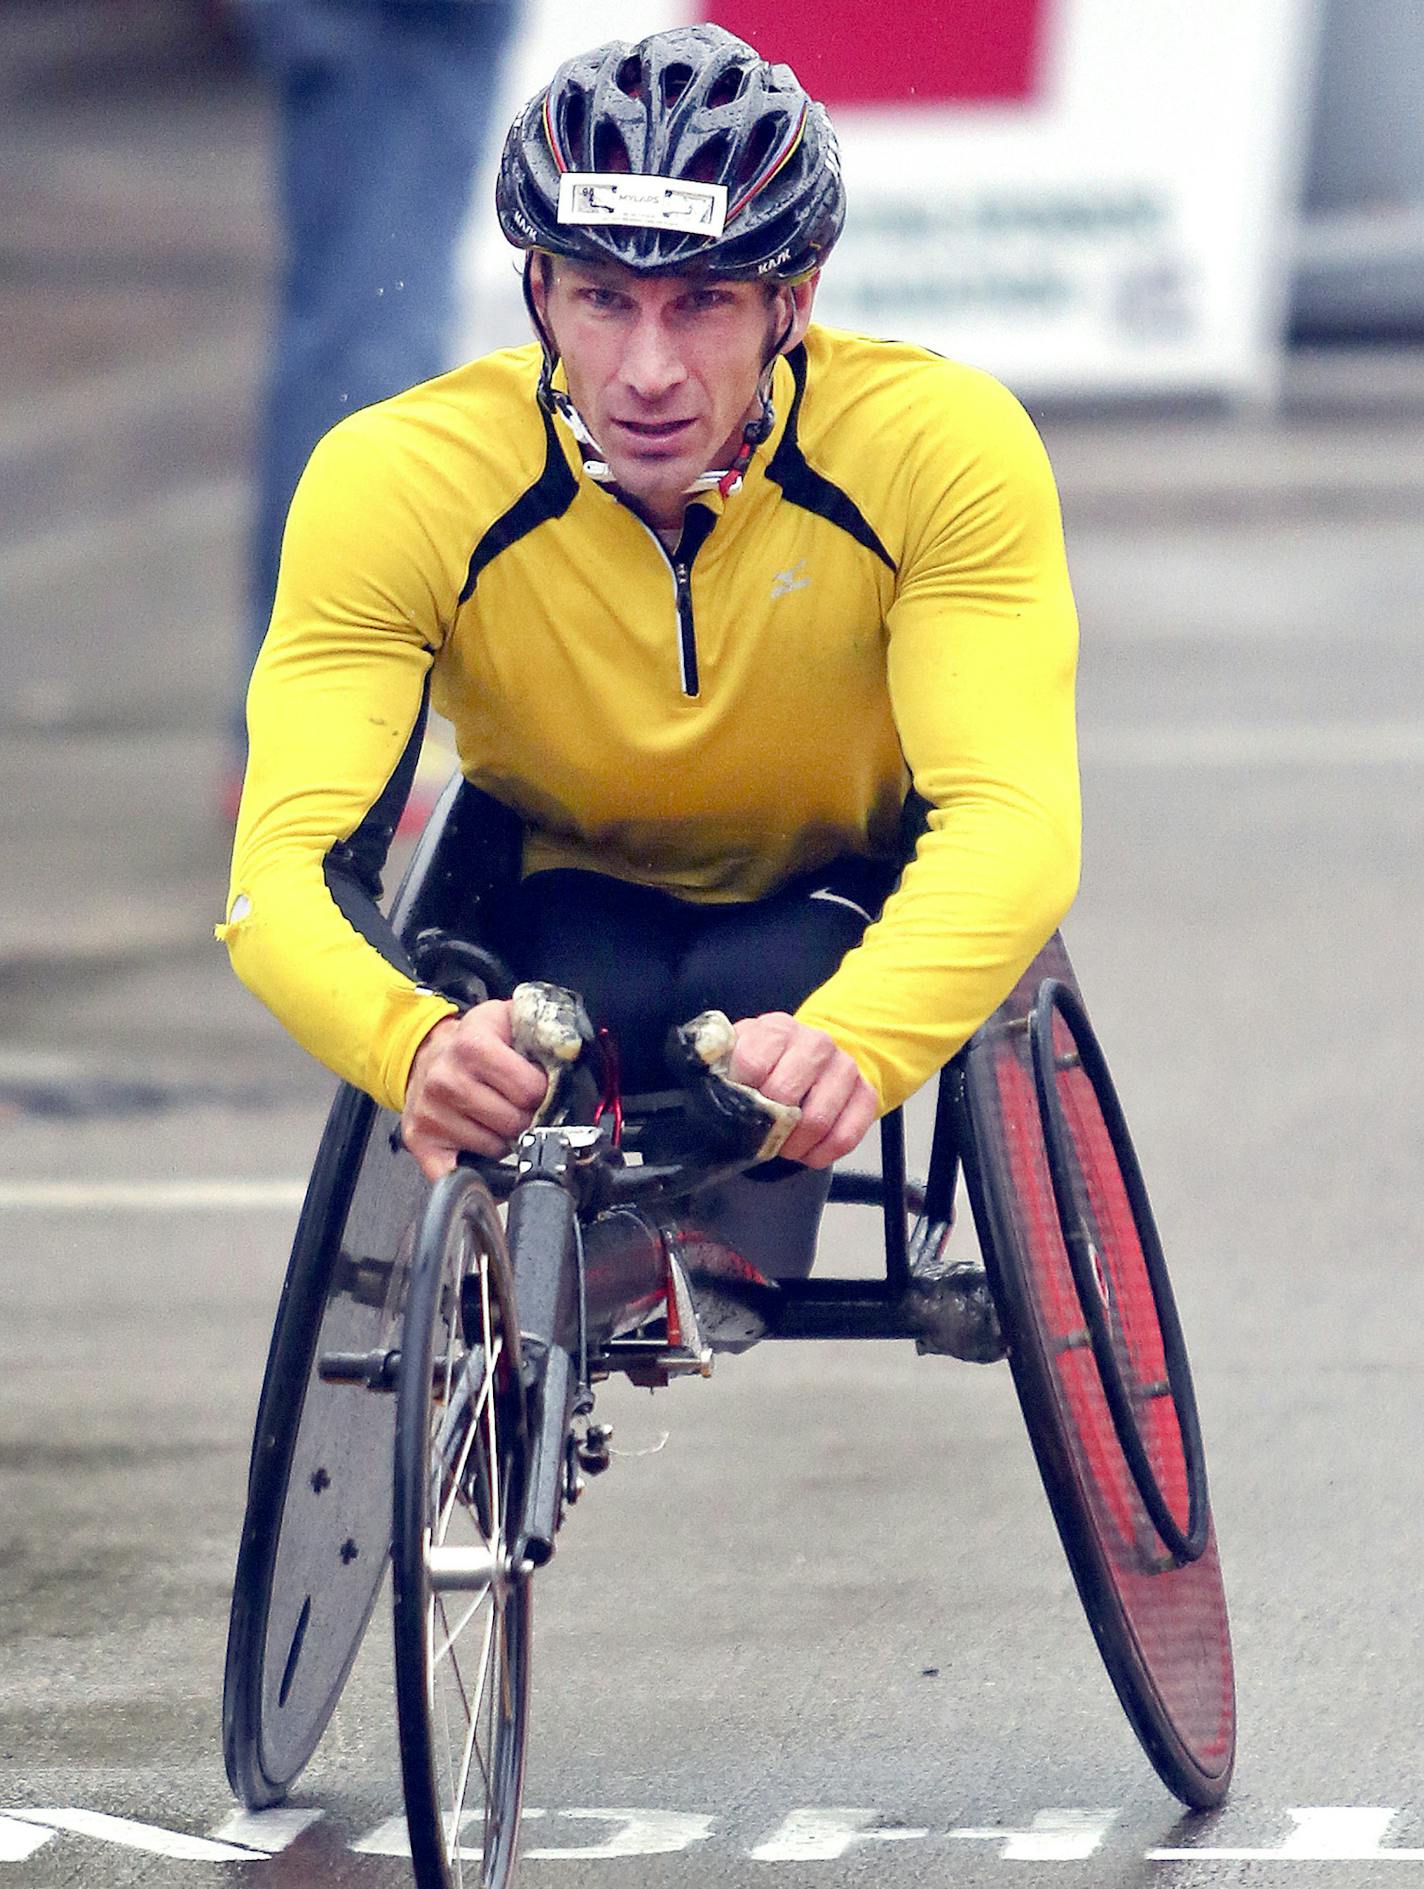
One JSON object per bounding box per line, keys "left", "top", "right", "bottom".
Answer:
{"left": 629, "top": 502, "right": 717, "bottom": 700}
{"left": 672, "top": 556, "right": 697, "bottom": 696}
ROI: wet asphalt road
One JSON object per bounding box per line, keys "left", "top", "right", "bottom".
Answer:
{"left": 6, "top": 502, "right": 1424, "bottom": 1887}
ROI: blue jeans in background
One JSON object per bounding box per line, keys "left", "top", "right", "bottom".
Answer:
{"left": 239, "top": 0, "right": 520, "bottom": 701}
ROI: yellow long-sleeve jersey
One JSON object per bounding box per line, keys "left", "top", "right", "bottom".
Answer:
{"left": 221, "top": 323, "right": 1081, "bottom": 1117}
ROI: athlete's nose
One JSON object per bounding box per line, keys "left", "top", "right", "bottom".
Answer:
{"left": 619, "top": 311, "right": 687, "bottom": 404}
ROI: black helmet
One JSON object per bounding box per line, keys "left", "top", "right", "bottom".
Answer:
{"left": 496, "top": 24, "right": 844, "bottom": 280}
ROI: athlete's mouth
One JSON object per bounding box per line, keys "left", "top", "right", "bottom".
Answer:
{"left": 611, "top": 417, "right": 696, "bottom": 441}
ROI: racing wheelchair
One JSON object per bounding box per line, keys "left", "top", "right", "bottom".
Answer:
{"left": 222, "top": 777, "right": 1236, "bottom": 1889}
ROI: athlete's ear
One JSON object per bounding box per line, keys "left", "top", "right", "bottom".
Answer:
{"left": 781, "top": 272, "right": 819, "bottom": 352}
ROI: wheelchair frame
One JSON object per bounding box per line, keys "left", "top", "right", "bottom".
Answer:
{"left": 222, "top": 773, "right": 1235, "bottom": 1886}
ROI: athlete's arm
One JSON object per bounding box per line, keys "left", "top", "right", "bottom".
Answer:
{"left": 795, "top": 370, "right": 1081, "bottom": 1113}
{"left": 219, "top": 413, "right": 464, "bottom": 1110}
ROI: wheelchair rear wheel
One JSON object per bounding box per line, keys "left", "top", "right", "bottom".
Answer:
{"left": 958, "top": 986, "right": 1235, "bottom": 1810}
{"left": 223, "top": 1088, "right": 427, "bottom": 1806}
{"left": 393, "top": 1169, "right": 532, "bottom": 1889}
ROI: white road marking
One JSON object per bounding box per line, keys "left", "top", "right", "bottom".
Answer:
{"left": 3, "top": 1809, "right": 253, "bottom": 1862}
{"left": 354, "top": 1809, "right": 549, "bottom": 1858}
{"left": 349, "top": 1814, "right": 413, "bottom": 1857}
{"left": 1082, "top": 719, "right": 1424, "bottom": 768}
{"left": 524, "top": 1810, "right": 714, "bottom": 1859}
{"left": 952, "top": 1809, "right": 1119, "bottom": 1859}
{"left": 751, "top": 1809, "right": 929, "bottom": 1861}
{"left": 1150, "top": 1806, "right": 1424, "bottom": 1860}
{"left": 15, "top": 1801, "right": 1424, "bottom": 1866}
{"left": 0, "top": 1180, "right": 306, "bottom": 1211}
{"left": 207, "top": 1808, "right": 325, "bottom": 1853}
{"left": 0, "top": 1819, "right": 51, "bottom": 1862}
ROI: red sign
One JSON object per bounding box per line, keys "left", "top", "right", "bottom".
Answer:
{"left": 704, "top": 0, "right": 1048, "bottom": 105}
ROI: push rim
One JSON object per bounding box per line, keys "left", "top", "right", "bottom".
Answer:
{"left": 1028, "top": 980, "right": 1209, "bottom": 1565}
{"left": 393, "top": 1170, "right": 532, "bottom": 1889}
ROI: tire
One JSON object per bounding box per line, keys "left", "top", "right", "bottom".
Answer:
{"left": 958, "top": 995, "right": 1236, "bottom": 1810}
{"left": 223, "top": 1086, "right": 429, "bottom": 1806}
{"left": 393, "top": 1170, "right": 532, "bottom": 1889}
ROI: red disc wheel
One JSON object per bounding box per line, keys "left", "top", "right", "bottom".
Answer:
{"left": 958, "top": 990, "right": 1235, "bottom": 1809}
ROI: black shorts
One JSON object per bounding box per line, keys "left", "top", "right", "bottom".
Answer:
{"left": 496, "top": 855, "right": 899, "bottom": 1092}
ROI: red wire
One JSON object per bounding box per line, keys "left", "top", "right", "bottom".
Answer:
{"left": 593, "top": 1026, "right": 623, "bottom": 1145}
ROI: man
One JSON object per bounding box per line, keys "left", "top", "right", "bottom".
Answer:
{"left": 221, "top": 24, "right": 1080, "bottom": 1280}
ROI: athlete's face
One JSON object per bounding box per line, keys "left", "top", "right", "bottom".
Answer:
{"left": 532, "top": 259, "right": 815, "bottom": 529}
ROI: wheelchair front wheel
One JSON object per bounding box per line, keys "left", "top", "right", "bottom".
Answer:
{"left": 393, "top": 1169, "right": 533, "bottom": 1889}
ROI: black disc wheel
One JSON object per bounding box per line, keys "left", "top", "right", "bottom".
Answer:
{"left": 958, "top": 989, "right": 1235, "bottom": 1810}
{"left": 224, "top": 1086, "right": 429, "bottom": 1807}
{"left": 393, "top": 1169, "right": 532, "bottom": 1889}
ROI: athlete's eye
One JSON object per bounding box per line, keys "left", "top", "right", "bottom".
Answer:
{"left": 579, "top": 286, "right": 626, "bottom": 312}
{"left": 684, "top": 288, "right": 733, "bottom": 313}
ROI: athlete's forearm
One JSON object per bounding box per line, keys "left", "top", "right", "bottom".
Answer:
{"left": 795, "top": 793, "right": 1080, "bottom": 1112}
{"left": 798, "top": 367, "right": 1081, "bottom": 1111}
{"left": 220, "top": 416, "right": 458, "bottom": 1110}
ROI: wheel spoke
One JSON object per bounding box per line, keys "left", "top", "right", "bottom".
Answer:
{"left": 478, "top": 1262, "right": 503, "bottom": 1535}
{"left": 443, "top": 1595, "right": 497, "bottom": 1730}
{"left": 436, "top": 1338, "right": 502, "bottom": 1543}
{"left": 432, "top": 1589, "right": 490, "bottom": 1669}
{"left": 434, "top": 1601, "right": 499, "bottom": 1868}
{"left": 451, "top": 1640, "right": 490, "bottom": 1851}
{"left": 434, "top": 1388, "right": 474, "bottom": 1544}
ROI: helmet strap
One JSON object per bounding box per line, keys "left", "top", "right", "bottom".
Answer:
{"left": 523, "top": 255, "right": 561, "bottom": 413}
{"left": 715, "top": 309, "right": 791, "bottom": 497}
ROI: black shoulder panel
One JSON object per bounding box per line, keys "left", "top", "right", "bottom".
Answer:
{"left": 765, "top": 346, "right": 897, "bottom": 574}
{"left": 459, "top": 404, "right": 579, "bottom": 604}
{"left": 322, "top": 667, "right": 434, "bottom": 975}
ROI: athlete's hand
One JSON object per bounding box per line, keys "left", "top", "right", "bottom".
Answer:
{"left": 729, "top": 1013, "right": 877, "bottom": 1168}
{"left": 401, "top": 1000, "right": 549, "bottom": 1181}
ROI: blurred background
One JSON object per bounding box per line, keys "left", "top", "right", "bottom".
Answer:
{"left": 6, "top": 2, "right": 1424, "bottom": 1873}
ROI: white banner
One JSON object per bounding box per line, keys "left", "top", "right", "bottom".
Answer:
{"left": 459, "top": 0, "right": 1320, "bottom": 401}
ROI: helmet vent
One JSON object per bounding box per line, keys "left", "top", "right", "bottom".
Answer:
{"left": 616, "top": 54, "right": 645, "bottom": 99}
{"left": 705, "top": 64, "right": 749, "bottom": 110}
{"left": 559, "top": 86, "right": 587, "bottom": 160}
{"left": 683, "top": 133, "right": 731, "bottom": 185}
{"left": 737, "top": 113, "right": 782, "bottom": 188}
{"left": 661, "top": 62, "right": 695, "bottom": 107}
{"left": 748, "top": 205, "right": 797, "bottom": 258}
{"left": 593, "top": 119, "right": 632, "bottom": 174}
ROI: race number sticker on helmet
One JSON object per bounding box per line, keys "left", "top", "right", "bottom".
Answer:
{"left": 557, "top": 173, "right": 729, "bottom": 239}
